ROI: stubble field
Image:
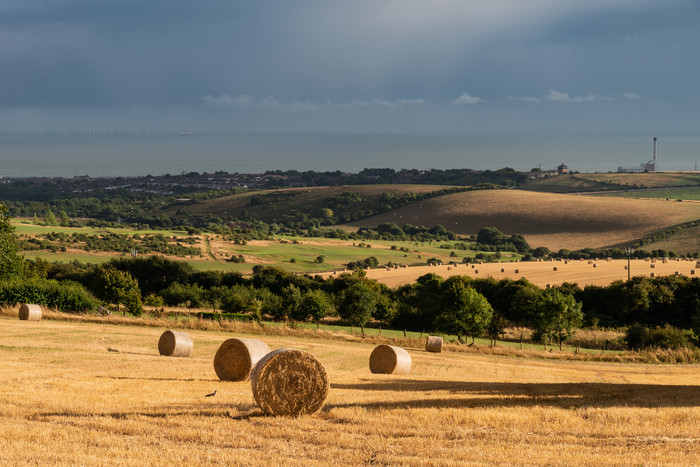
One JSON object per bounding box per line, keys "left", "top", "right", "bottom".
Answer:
{"left": 1, "top": 316, "right": 699, "bottom": 465}
{"left": 357, "top": 258, "right": 700, "bottom": 288}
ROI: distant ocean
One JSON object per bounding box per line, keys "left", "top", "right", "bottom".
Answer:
{"left": 0, "top": 133, "right": 698, "bottom": 178}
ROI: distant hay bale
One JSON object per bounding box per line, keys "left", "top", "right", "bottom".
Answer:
{"left": 593, "top": 264, "right": 598, "bottom": 268}
{"left": 650, "top": 272, "right": 656, "bottom": 277}
{"left": 650, "top": 264, "right": 656, "bottom": 268}
{"left": 691, "top": 270, "right": 696, "bottom": 275}
{"left": 500, "top": 268, "right": 505, "bottom": 273}
{"left": 425, "top": 336, "right": 443, "bottom": 353}
{"left": 214, "top": 337, "right": 271, "bottom": 381}
{"left": 158, "top": 330, "right": 193, "bottom": 357}
{"left": 251, "top": 349, "right": 329, "bottom": 417}
{"left": 553, "top": 267, "right": 558, "bottom": 271}
{"left": 19, "top": 304, "right": 42, "bottom": 321}
{"left": 369, "top": 344, "right": 412, "bottom": 375}
{"left": 514, "top": 269, "right": 519, "bottom": 273}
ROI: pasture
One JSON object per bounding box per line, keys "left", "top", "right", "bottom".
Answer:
{"left": 1, "top": 315, "right": 698, "bottom": 465}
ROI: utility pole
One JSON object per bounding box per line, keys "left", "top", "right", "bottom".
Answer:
{"left": 624, "top": 247, "right": 635, "bottom": 281}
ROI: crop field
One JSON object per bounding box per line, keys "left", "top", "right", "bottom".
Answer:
{"left": 1, "top": 316, "right": 698, "bottom": 465}
{"left": 346, "top": 189, "right": 700, "bottom": 251}
{"left": 332, "top": 258, "right": 700, "bottom": 289}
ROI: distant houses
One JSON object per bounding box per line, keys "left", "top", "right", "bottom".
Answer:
{"left": 530, "top": 163, "right": 569, "bottom": 179}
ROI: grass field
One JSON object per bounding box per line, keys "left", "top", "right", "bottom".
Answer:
{"left": 597, "top": 186, "right": 700, "bottom": 201}
{"left": 1, "top": 315, "right": 698, "bottom": 465}
{"left": 346, "top": 189, "right": 700, "bottom": 251}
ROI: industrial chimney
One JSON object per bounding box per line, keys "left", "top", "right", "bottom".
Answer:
{"left": 653, "top": 137, "right": 657, "bottom": 163}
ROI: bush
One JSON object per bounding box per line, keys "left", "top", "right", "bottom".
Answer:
{"left": 625, "top": 323, "right": 695, "bottom": 350}
{"left": 0, "top": 278, "right": 99, "bottom": 313}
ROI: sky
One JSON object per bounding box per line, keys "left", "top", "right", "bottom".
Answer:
{"left": 1, "top": 0, "right": 699, "bottom": 135}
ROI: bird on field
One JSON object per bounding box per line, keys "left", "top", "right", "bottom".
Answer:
{"left": 205, "top": 390, "right": 217, "bottom": 397}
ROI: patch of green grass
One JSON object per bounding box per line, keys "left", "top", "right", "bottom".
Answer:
{"left": 12, "top": 221, "right": 189, "bottom": 237}
{"left": 596, "top": 187, "right": 700, "bottom": 201}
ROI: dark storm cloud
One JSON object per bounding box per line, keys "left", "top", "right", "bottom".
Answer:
{"left": 0, "top": 0, "right": 699, "bottom": 133}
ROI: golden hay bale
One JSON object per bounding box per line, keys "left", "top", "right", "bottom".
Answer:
{"left": 158, "top": 330, "right": 193, "bottom": 357}
{"left": 18, "top": 304, "right": 42, "bottom": 321}
{"left": 369, "top": 344, "right": 412, "bottom": 375}
{"left": 425, "top": 336, "right": 443, "bottom": 353}
{"left": 251, "top": 349, "right": 329, "bottom": 417}
{"left": 214, "top": 337, "right": 271, "bottom": 381}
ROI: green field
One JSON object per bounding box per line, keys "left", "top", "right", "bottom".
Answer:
{"left": 596, "top": 186, "right": 700, "bottom": 201}
{"left": 525, "top": 172, "right": 700, "bottom": 193}
{"left": 12, "top": 221, "right": 190, "bottom": 237}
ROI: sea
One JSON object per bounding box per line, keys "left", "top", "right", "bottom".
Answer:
{"left": 0, "top": 133, "right": 698, "bottom": 178}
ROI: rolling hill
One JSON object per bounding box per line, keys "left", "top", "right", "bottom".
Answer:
{"left": 344, "top": 189, "right": 700, "bottom": 251}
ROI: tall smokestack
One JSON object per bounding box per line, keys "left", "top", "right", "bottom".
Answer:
{"left": 653, "top": 137, "right": 657, "bottom": 162}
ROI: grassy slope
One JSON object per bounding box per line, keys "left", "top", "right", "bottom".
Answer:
{"left": 524, "top": 172, "right": 700, "bottom": 193}
{"left": 1, "top": 316, "right": 698, "bottom": 465}
{"left": 344, "top": 189, "right": 700, "bottom": 251}
{"left": 159, "top": 184, "right": 450, "bottom": 223}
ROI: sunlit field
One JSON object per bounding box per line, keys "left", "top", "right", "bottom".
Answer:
{"left": 1, "top": 315, "right": 698, "bottom": 465}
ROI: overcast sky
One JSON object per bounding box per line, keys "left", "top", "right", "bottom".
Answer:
{"left": 1, "top": 0, "right": 699, "bottom": 134}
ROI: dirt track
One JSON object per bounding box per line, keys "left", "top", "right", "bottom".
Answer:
{"left": 343, "top": 258, "right": 700, "bottom": 288}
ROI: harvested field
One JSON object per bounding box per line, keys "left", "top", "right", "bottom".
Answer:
{"left": 1, "top": 317, "right": 698, "bottom": 465}
{"left": 346, "top": 189, "right": 700, "bottom": 250}
{"left": 349, "top": 258, "right": 700, "bottom": 288}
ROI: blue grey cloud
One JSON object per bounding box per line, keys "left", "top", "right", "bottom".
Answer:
{"left": 0, "top": 0, "right": 698, "bottom": 134}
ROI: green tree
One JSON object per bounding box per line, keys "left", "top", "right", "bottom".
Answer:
{"left": 338, "top": 281, "right": 376, "bottom": 334}
{"left": 279, "top": 284, "right": 302, "bottom": 321}
{"left": 297, "top": 289, "right": 334, "bottom": 327}
{"left": 0, "top": 203, "right": 24, "bottom": 280}
{"left": 533, "top": 289, "right": 583, "bottom": 350}
{"left": 44, "top": 209, "right": 58, "bottom": 226}
{"left": 93, "top": 267, "right": 142, "bottom": 315}
{"left": 59, "top": 210, "right": 70, "bottom": 227}
{"left": 436, "top": 277, "right": 493, "bottom": 343}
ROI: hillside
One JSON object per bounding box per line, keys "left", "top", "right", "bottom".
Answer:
{"left": 159, "top": 184, "right": 456, "bottom": 224}
{"left": 344, "top": 189, "right": 700, "bottom": 251}
{"left": 524, "top": 172, "right": 700, "bottom": 193}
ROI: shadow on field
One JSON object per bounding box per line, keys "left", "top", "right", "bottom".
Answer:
{"left": 329, "top": 380, "right": 700, "bottom": 409}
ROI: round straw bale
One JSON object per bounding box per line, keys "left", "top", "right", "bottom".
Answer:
{"left": 19, "top": 304, "right": 42, "bottom": 321}
{"left": 425, "top": 336, "right": 443, "bottom": 353}
{"left": 251, "top": 349, "right": 329, "bottom": 417}
{"left": 214, "top": 337, "right": 271, "bottom": 381}
{"left": 369, "top": 344, "right": 412, "bottom": 375}
{"left": 158, "top": 330, "right": 193, "bottom": 357}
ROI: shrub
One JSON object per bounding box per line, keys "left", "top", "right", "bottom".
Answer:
{"left": 0, "top": 278, "right": 99, "bottom": 313}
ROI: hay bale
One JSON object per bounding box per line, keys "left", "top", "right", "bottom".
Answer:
{"left": 214, "top": 337, "right": 271, "bottom": 381}
{"left": 369, "top": 344, "right": 412, "bottom": 375}
{"left": 19, "top": 304, "right": 42, "bottom": 321}
{"left": 425, "top": 336, "right": 443, "bottom": 353}
{"left": 158, "top": 330, "right": 193, "bottom": 357}
{"left": 251, "top": 349, "right": 329, "bottom": 417}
